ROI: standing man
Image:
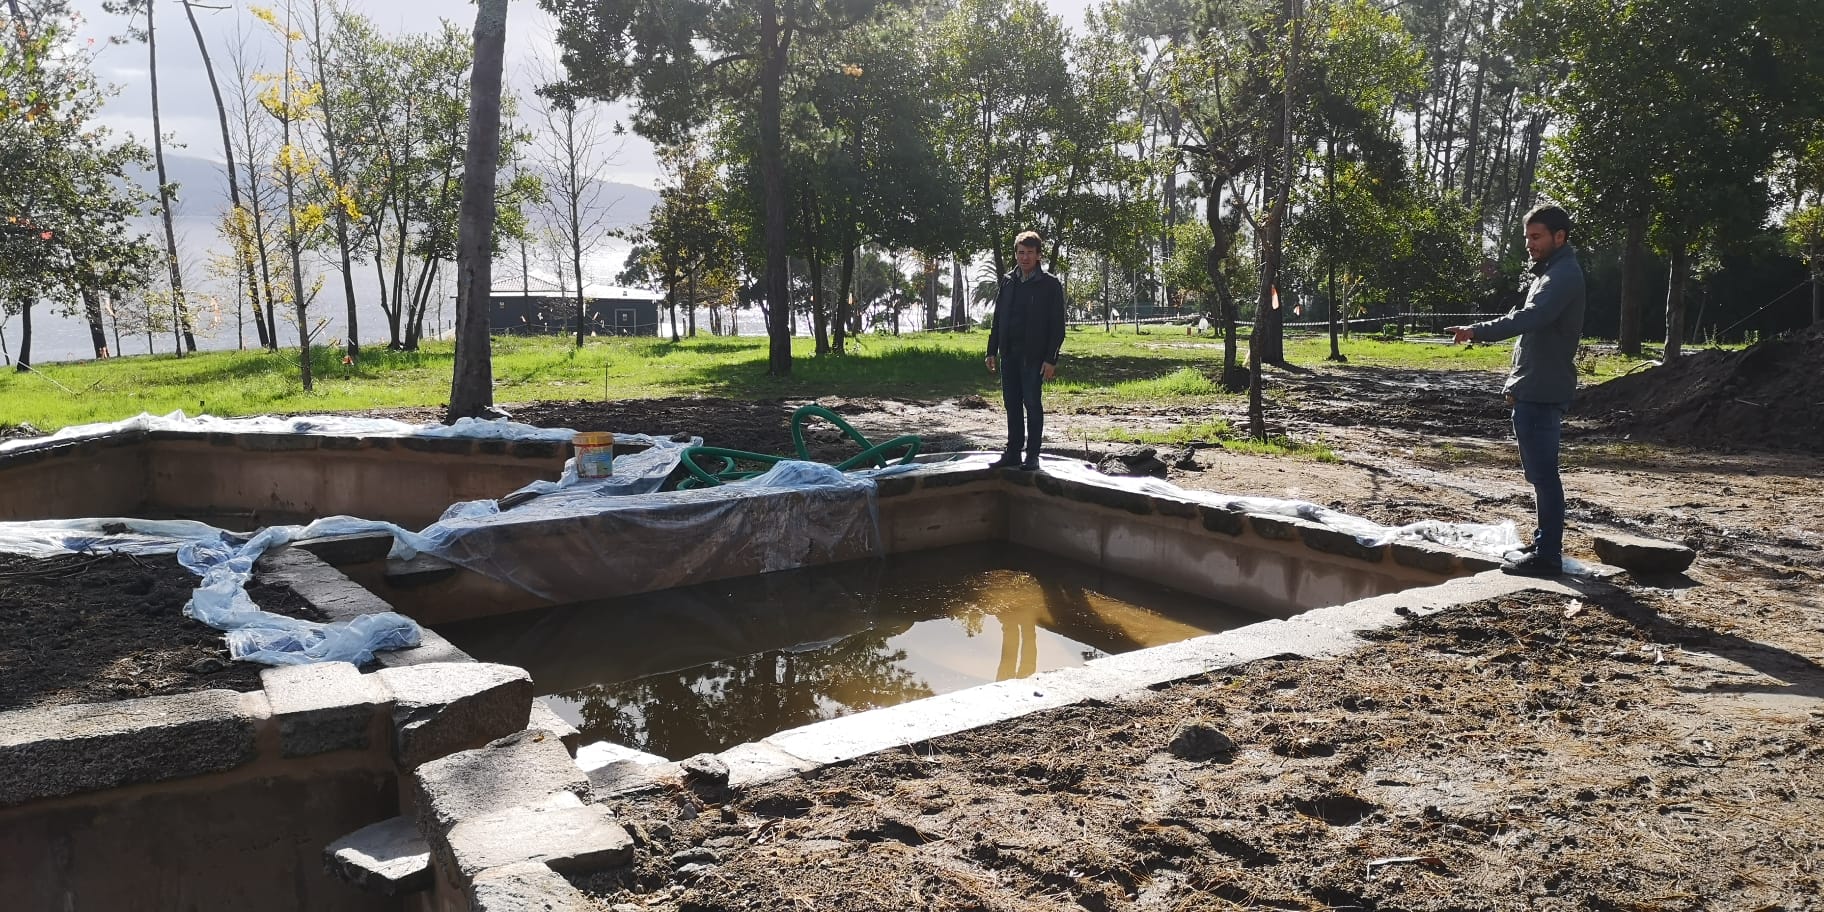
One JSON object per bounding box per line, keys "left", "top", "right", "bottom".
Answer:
{"left": 986, "top": 230, "right": 1067, "bottom": 470}
{"left": 1447, "top": 205, "right": 1586, "bottom": 577}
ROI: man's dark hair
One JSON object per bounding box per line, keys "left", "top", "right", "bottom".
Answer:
{"left": 1524, "top": 205, "right": 1572, "bottom": 238}
{"left": 1014, "top": 230, "right": 1043, "bottom": 250}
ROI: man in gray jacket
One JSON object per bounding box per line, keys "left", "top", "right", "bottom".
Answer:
{"left": 1447, "top": 205, "right": 1586, "bottom": 576}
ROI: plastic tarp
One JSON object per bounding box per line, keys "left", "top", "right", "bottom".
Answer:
{"left": 0, "top": 409, "right": 579, "bottom": 457}
{"left": 1010, "top": 455, "right": 1552, "bottom": 567}
{"left": 415, "top": 459, "right": 881, "bottom": 604}
{"left": 0, "top": 414, "right": 699, "bottom": 665}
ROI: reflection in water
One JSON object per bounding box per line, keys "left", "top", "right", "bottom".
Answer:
{"left": 437, "top": 543, "right": 1263, "bottom": 759}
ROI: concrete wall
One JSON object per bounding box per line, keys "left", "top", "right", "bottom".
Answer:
{"left": 0, "top": 749, "right": 401, "bottom": 912}
{"left": 0, "top": 432, "right": 569, "bottom": 528}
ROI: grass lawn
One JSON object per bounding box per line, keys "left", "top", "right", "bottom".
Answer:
{"left": 0, "top": 326, "right": 1650, "bottom": 435}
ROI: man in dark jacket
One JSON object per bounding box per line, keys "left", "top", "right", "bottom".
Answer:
{"left": 1447, "top": 205, "right": 1586, "bottom": 576}
{"left": 986, "top": 231, "right": 1067, "bottom": 470}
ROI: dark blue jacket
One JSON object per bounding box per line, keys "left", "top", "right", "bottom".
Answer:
{"left": 1470, "top": 243, "right": 1586, "bottom": 404}
{"left": 986, "top": 267, "right": 1066, "bottom": 365}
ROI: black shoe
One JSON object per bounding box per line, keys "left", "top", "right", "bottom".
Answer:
{"left": 1500, "top": 552, "right": 1563, "bottom": 577}
{"left": 1020, "top": 457, "right": 1041, "bottom": 471}
{"left": 988, "top": 453, "right": 1021, "bottom": 469}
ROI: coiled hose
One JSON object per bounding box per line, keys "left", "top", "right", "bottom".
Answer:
{"left": 675, "top": 404, "right": 921, "bottom": 489}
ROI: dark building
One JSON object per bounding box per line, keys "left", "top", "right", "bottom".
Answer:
{"left": 487, "top": 286, "right": 663, "bottom": 337}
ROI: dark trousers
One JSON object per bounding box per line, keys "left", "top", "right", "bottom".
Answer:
{"left": 999, "top": 350, "right": 1045, "bottom": 460}
{"left": 1512, "top": 400, "right": 1567, "bottom": 558}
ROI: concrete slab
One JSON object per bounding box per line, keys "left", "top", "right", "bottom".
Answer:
{"left": 0, "top": 690, "right": 260, "bottom": 807}
{"left": 468, "top": 861, "right": 597, "bottom": 912}
{"left": 575, "top": 740, "right": 669, "bottom": 774}
{"left": 259, "top": 662, "right": 386, "bottom": 757}
{"left": 377, "top": 662, "right": 533, "bottom": 769}
{"left": 413, "top": 729, "right": 590, "bottom": 836}
{"left": 717, "top": 742, "right": 818, "bottom": 790}
{"left": 445, "top": 793, "right": 633, "bottom": 878}
{"left": 323, "top": 815, "right": 431, "bottom": 896}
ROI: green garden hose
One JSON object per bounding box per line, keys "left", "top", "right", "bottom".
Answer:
{"left": 676, "top": 404, "right": 921, "bottom": 488}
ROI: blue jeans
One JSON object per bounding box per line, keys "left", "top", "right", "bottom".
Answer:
{"left": 1000, "top": 351, "right": 1046, "bottom": 460}
{"left": 1512, "top": 400, "right": 1567, "bottom": 559}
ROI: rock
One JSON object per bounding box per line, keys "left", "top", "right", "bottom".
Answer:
{"left": 670, "top": 847, "right": 720, "bottom": 867}
{"left": 1592, "top": 532, "right": 1695, "bottom": 574}
{"left": 1167, "top": 721, "right": 1237, "bottom": 761}
{"left": 1170, "top": 447, "right": 1199, "bottom": 471}
{"left": 323, "top": 816, "right": 432, "bottom": 896}
{"left": 956, "top": 394, "right": 990, "bottom": 409}
{"left": 467, "top": 861, "right": 595, "bottom": 911}
{"left": 187, "top": 657, "right": 228, "bottom": 675}
{"left": 1097, "top": 444, "right": 1168, "bottom": 478}
{"left": 680, "top": 752, "right": 730, "bottom": 788}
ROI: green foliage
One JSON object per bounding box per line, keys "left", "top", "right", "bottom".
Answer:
{"left": 1, "top": 4, "right": 158, "bottom": 331}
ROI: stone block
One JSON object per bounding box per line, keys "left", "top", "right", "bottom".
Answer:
{"left": 529, "top": 701, "right": 581, "bottom": 754}
{"left": 383, "top": 553, "right": 460, "bottom": 589}
{"left": 587, "top": 759, "right": 684, "bottom": 798}
{"left": 574, "top": 740, "right": 668, "bottom": 774}
{"left": 1389, "top": 541, "right": 1461, "bottom": 576}
{"left": 259, "top": 661, "right": 386, "bottom": 757}
{"left": 374, "top": 628, "right": 473, "bottom": 668}
{"left": 323, "top": 815, "right": 431, "bottom": 896}
{"left": 1298, "top": 525, "right": 1385, "bottom": 563}
{"left": 874, "top": 475, "right": 919, "bottom": 498}
{"left": 1247, "top": 514, "right": 1302, "bottom": 541}
{"left": 1056, "top": 477, "right": 1155, "bottom": 516}
{"left": 1593, "top": 532, "right": 1696, "bottom": 574}
{"left": 378, "top": 662, "right": 533, "bottom": 769}
{"left": 446, "top": 794, "right": 634, "bottom": 878}
{"left": 1197, "top": 504, "right": 1247, "bottom": 536}
{"left": 413, "top": 729, "right": 590, "bottom": 836}
{"left": 468, "top": 861, "right": 596, "bottom": 912}
{"left": 239, "top": 433, "right": 321, "bottom": 451}
{"left": 289, "top": 532, "right": 395, "bottom": 565}
{"left": 398, "top": 436, "right": 473, "bottom": 456}
{"left": 1153, "top": 497, "right": 1199, "bottom": 519}
{"left": 718, "top": 742, "right": 817, "bottom": 790}
{"left": 0, "top": 690, "right": 260, "bottom": 807}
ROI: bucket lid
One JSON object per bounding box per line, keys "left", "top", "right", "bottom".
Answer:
{"left": 573, "top": 431, "right": 615, "bottom": 446}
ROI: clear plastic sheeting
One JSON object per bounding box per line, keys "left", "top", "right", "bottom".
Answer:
{"left": 419, "top": 459, "right": 882, "bottom": 604}
{"left": 977, "top": 455, "right": 1536, "bottom": 566}
{"left": 180, "top": 524, "right": 423, "bottom": 666}
{"left": 0, "top": 426, "right": 699, "bottom": 665}
{"left": 0, "top": 409, "right": 579, "bottom": 457}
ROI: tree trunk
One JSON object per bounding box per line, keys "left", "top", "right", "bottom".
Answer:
{"left": 758, "top": 0, "right": 792, "bottom": 376}
{"left": 1812, "top": 253, "right": 1823, "bottom": 326}
{"left": 1250, "top": 0, "right": 1301, "bottom": 439}
{"left": 83, "top": 288, "right": 110, "bottom": 358}
{"left": 1617, "top": 214, "right": 1647, "bottom": 356}
{"left": 573, "top": 229, "right": 587, "bottom": 347}
{"left": 835, "top": 245, "right": 855, "bottom": 355}
{"left": 146, "top": 0, "right": 196, "bottom": 354}
{"left": 950, "top": 259, "right": 966, "bottom": 328}
{"left": 1326, "top": 138, "right": 1342, "bottom": 363}
{"left": 1663, "top": 243, "right": 1687, "bottom": 360}
{"left": 447, "top": 0, "right": 507, "bottom": 421}
{"left": 182, "top": 0, "right": 269, "bottom": 351}
{"left": 1204, "top": 189, "right": 1243, "bottom": 390}
{"left": 15, "top": 297, "right": 33, "bottom": 372}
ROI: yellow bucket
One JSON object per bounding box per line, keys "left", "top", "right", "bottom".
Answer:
{"left": 573, "top": 431, "right": 615, "bottom": 478}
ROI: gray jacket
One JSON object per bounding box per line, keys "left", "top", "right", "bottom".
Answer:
{"left": 1470, "top": 243, "right": 1586, "bottom": 404}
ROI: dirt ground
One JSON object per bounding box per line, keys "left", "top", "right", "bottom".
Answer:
{"left": 0, "top": 552, "right": 324, "bottom": 711}
{"left": 539, "top": 357, "right": 1822, "bottom": 912}
{"left": 4, "top": 344, "right": 1820, "bottom": 909}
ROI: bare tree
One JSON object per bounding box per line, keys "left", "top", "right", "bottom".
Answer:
{"left": 225, "top": 17, "right": 281, "bottom": 350}
{"left": 180, "top": 0, "right": 270, "bottom": 350}
{"left": 106, "top": 0, "right": 199, "bottom": 353}
{"left": 298, "top": 0, "right": 363, "bottom": 364}
{"left": 526, "top": 44, "right": 620, "bottom": 348}
{"left": 448, "top": 0, "right": 507, "bottom": 420}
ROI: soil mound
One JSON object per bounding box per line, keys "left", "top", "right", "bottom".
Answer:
{"left": 1578, "top": 326, "right": 1824, "bottom": 453}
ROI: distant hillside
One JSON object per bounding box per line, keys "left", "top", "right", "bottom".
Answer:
{"left": 131, "top": 154, "right": 660, "bottom": 230}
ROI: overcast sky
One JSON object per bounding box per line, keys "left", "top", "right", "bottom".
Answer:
{"left": 69, "top": 0, "right": 1093, "bottom": 190}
